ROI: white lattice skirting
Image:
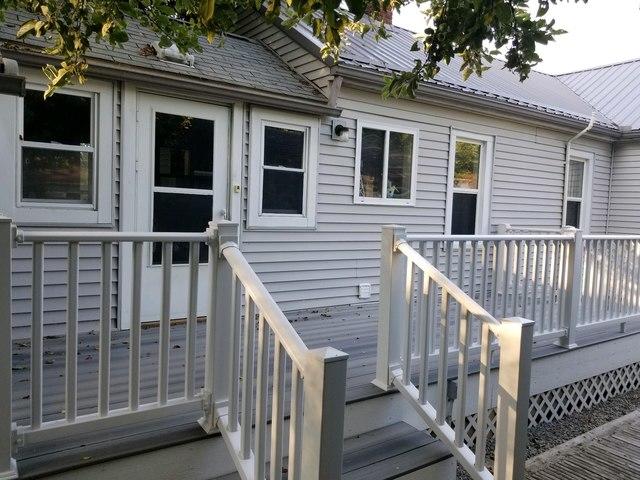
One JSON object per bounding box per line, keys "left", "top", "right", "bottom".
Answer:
{"left": 463, "top": 361, "right": 640, "bottom": 446}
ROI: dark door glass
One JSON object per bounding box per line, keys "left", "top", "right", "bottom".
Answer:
{"left": 452, "top": 192, "right": 477, "bottom": 234}
{"left": 152, "top": 192, "right": 210, "bottom": 264}
{"left": 154, "top": 113, "right": 214, "bottom": 190}
{"left": 566, "top": 200, "right": 581, "bottom": 228}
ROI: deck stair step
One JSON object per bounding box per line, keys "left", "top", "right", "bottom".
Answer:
{"left": 217, "top": 422, "right": 453, "bottom": 480}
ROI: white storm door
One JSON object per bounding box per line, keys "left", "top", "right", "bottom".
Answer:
{"left": 136, "top": 93, "right": 229, "bottom": 322}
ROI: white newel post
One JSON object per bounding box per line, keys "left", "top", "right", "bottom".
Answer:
{"left": 493, "top": 317, "right": 534, "bottom": 480}
{"left": 0, "top": 217, "right": 17, "bottom": 479}
{"left": 374, "top": 225, "right": 408, "bottom": 390}
{"left": 200, "top": 221, "right": 239, "bottom": 433}
{"left": 301, "top": 347, "right": 349, "bottom": 480}
{"left": 558, "top": 227, "right": 581, "bottom": 349}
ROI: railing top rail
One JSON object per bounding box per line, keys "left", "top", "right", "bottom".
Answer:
{"left": 405, "top": 233, "right": 572, "bottom": 242}
{"left": 16, "top": 230, "right": 209, "bottom": 243}
{"left": 221, "top": 243, "right": 310, "bottom": 370}
{"left": 396, "top": 241, "right": 501, "bottom": 327}
{"left": 583, "top": 234, "right": 640, "bottom": 241}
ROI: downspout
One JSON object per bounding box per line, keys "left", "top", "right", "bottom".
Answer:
{"left": 605, "top": 141, "right": 615, "bottom": 233}
{"left": 562, "top": 113, "right": 596, "bottom": 227}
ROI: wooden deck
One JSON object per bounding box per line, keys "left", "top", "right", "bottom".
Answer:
{"left": 527, "top": 409, "right": 640, "bottom": 479}
{"left": 11, "top": 303, "right": 382, "bottom": 424}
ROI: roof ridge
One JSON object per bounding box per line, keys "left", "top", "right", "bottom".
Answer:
{"left": 556, "top": 57, "right": 640, "bottom": 77}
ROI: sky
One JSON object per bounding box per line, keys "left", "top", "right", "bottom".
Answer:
{"left": 394, "top": 0, "right": 640, "bottom": 75}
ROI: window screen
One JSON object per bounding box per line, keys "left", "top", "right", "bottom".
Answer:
{"left": 568, "top": 160, "right": 584, "bottom": 198}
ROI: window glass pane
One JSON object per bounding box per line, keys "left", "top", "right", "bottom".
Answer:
{"left": 152, "top": 192, "right": 210, "bottom": 264}
{"left": 360, "top": 128, "right": 385, "bottom": 198}
{"left": 154, "top": 113, "right": 214, "bottom": 190}
{"left": 262, "top": 170, "right": 304, "bottom": 214}
{"left": 566, "top": 200, "right": 581, "bottom": 228}
{"left": 454, "top": 141, "right": 481, "bottom": 190}
{"left": 264, "top": 126, "right": 305, "bottom": 169}
{"left": 452, "top": 192, "right": 477, "bottom": 234}
{"left": 22, "top": 147, "right": 92, "bottom": 203}
{"left": 24, "top": 90, "right": 91, "bottom": 145}
{"left": 568, "top": 160, "right": 584, "bottom": 198}
{"left": 387, "top": 132, "right": 413, "bottom": 199}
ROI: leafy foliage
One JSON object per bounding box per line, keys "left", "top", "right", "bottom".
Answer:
{"left": 0, "top": 0, "right": 587, "bottom": 98}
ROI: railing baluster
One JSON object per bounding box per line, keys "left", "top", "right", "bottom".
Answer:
{"left": 270, "top": 340, "right": 286, "bottom": 480}
{"left": 129, "top": 241, "right": 142, "bottom": 410}
{"left": 454, "top": 307, "right": 471, "bottom": 446}
{"left": 403, "top": 260, "right": 414, "bottom": 385}
{"left": 99, "top": 242, "right": 112, "bottom": 417}
{"left": 158, "top": 242, "right": 172, "bottom": 405}
{"left": 31, "top": 242, "right": 44, "bottom": 428}
{"left": 185, "top": 242, "right": 199, "bottom": 400}
{"left": 66, "top": 242, "right": 79, "bottom": 422}
{"left": 474, "top": 323, "right": 492, "bottom": 471}
{"left": 606, "top": 240, "right": 617, "bottom": 319}
{"left": 530, "top": 241, "right": 541, "bottom": 326}
{"left": 418, "top": 272, "right": 432, "bottom": 404}
{"left": 227, "top": 275, "right": 241, "bottom": 431}
{"left": 240, "top": 294, "right": 255, "bottom": 459}
{"left": 551, "top": 241, "right": 562, "bottom": 330}
{"left": 542, "top": 240, "right": 553, "bottom": 333}
{"left": 503, "top": 240, "right": 515, "bottom": 318}
{"left": 254, "top": 313, "right": 270, "bottom": 479}
{"left": 634, "top": 240, "right": 640, "bottom": 313}
{"left": 514, "top": 240, "right": 524, "bottom": 317}
{"left": 591, "top": 240, "right": 601, "bottom": 323}
{"left": 288, "top": 365, "right": 304, "bottom": 480}
{"left": 436, "top": 290, "right": 450, "bottom": 425}
{"left": 430, "top": 241, "right": 440, "bottom": 355}
{"left": 599, "top": 239, "right": 609, "bottom": 320}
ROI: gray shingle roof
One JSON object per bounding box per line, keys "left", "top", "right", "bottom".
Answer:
{"left": 0, "top": 11, "right": 325, "bottom": 103}
{"left": 558, "top": 59, "right": 640, "bottom": 131}
{"left": 335, "top": 24, "right": 614, "bottom": 128}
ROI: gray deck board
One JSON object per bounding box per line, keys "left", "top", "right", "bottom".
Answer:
{"left": 526, "top": 409, "right": 640, "bottom": 479}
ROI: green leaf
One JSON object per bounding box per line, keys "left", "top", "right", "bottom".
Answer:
{"left": 16, "top": 19, "right": 37, "bottom": 38}
{"left": 199, "top": 0, "right": 215, "bottom": 22}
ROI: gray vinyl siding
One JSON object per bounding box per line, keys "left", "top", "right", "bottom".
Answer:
{"left": 233, "top": 11, "right": 333, "bottom": 94}
{"left": 240, "top": 86, "right": 614, "bottom": 311}
{"left": 608, "top": 141, "right": 640, "bottom": 234}
{"left": 10, "top": 81, "right": 121, "bottom": 339}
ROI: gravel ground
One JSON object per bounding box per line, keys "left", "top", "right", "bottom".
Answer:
{"left": 456, "top": 386, "right": 640, "bottom": 479}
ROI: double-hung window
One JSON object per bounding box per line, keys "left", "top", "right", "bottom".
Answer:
{"left": 446, "top": 131, "right": 494, "bottom": 234}
{"left": 0, "top": 69, "right": 113, "bottom": 225}
{"left": 563, "top": 152, "right": 592, "bottom": 230}
{"left": 355, "top": 122, "right": 418, "bottom": 205}
{"left": 248, "top": 108, "right": 318, "bottom": 229}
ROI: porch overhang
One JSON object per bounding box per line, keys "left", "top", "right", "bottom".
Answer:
{"left": 0, "top": 47, "right": 342, "bottom": 117}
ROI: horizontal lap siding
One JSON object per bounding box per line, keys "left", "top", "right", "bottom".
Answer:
{"left": 241, "top": 86, "right": 613, "bottom": 311}
{"left": 608, "top": 142, "right": 640, "bottom": 234}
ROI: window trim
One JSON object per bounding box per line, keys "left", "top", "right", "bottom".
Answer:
{"left": 562, "top": 150, "right": 593, "bottom": 232}
{"left": 0, "top": 68, "right": 114, "bottom": 226}
{"left": 354, "top": 120, "right": 419, "bottom": 206}
{"left": 247, "top": 107, "right": 318, "bottom": 229}
{"left": 445, "top": 130, "right": 494, "bottom": 235}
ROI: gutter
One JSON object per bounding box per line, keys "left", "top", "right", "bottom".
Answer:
{"left": 561, "top": 113, "right": 595, "bottom": 227}
{"left": 335, "top": 65, "right": 618, "bottom": 138}
{"left": 1, "top": 47, "right": 342, "bottom": 117}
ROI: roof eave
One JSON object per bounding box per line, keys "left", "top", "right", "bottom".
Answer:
{"left": 4, "top": 48, "right": 341, "bottom": 117}
{"left": 335, "top": 64, "right": 619, "bottom": 138}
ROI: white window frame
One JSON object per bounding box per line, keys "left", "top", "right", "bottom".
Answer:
{"left": 563, "top": 150, "right": 593, "bottom": 232}
{"left": 445, "top": 130, "right": 494, "bottom": 235}
{"left": 0, "top": 67, "right": 114, "bottom": 225}
{"left": 354, "top": 120, "right": 419, "bottom": 206}
{"left": 247, "top": 107, "right": 318, "bottom": 229}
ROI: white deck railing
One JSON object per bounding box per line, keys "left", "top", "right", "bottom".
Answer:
{"left": 0, "top": 217, "right": 348, "bottom": 480}
{"left": 375, "top": 225, "right": 533, "bottom": 480}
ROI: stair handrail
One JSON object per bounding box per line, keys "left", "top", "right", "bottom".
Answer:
{"left": 202, "top": 221, "right": 348, "bottom": 480}
{"left": 375, "top": 225, "right": 533, "bottom": 480}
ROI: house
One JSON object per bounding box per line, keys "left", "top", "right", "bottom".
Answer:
{"left": 2, "top": 8, "right": 640, "bottom": 480}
